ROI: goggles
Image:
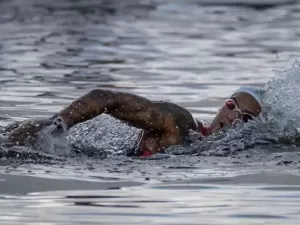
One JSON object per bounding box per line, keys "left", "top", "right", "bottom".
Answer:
{"left": 225, "top": 99, "right": 255, "bottom": 123}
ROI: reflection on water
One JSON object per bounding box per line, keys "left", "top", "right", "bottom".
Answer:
{"left": 1, "top": 176, "right": 300, "bottom": 225}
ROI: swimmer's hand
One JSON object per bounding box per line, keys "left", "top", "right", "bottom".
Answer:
{"left": 6, "top": 116, "right": 66, "bottom": 146}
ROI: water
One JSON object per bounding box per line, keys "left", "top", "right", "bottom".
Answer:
{"left": 1, "top": 173, "right": 300, "bottom": 225}
{"left": 1, "top": 0, "right": 300, "bottom": 224}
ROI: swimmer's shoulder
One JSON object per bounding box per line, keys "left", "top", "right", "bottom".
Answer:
{"left": 154, "top": 101, "right": 199, "bottom": 131}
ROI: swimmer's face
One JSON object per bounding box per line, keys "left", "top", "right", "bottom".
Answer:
{"left": 208, "top": 92, "right": 261, "bottom": 134}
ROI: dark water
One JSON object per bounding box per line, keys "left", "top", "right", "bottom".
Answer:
{"left": 1, "top": 0, "right": 300, "bottom": 224}
{"left": 2, "top": 0, "right": 299, "bottom": 122}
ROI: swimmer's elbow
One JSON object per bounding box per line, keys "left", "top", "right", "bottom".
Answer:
{"left": 87, "top": 89, "right": 115, "bottom": 98}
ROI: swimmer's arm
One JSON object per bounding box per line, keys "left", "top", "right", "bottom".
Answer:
{"left": 6, "top": 89, "right": 198, "bottom": 145}
{"left": 57, "top": 89, "right": 183, "bottom": 132}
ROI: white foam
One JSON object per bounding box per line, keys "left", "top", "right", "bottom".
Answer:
{"left": 67, "top": 114, "right": 140, "bottom": 156}
{"left": 262, "top": 60, "right": 300, "bottom": 137}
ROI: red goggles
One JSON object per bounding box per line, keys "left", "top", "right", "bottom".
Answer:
{"left": 225, "top": 99, "right": 254, "bottom": 123}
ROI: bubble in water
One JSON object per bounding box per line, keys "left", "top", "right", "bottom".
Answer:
{"left": 67, "top": 114, "right": 140, "bottom": 156}
{"left": 34, "top": 123, "right": 71, "bottom": 156}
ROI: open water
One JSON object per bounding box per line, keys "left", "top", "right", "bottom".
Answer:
{"left": 1, "top": 0, "right": 300, "bottom": 224}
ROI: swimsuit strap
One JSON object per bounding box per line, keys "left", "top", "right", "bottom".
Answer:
{"left": 200, "top": 125, "right": 209, "bottom": 136}
{"left": 195, "top": 119, "right": 209, "bottom": 137}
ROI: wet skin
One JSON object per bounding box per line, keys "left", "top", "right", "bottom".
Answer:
{"left": 208, "top": 92, "right": 261, "bottom": 135}
{"left": 6, "top": 89, "right": 261, "bottom": 155}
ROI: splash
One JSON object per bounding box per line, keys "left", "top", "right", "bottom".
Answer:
{"left": 67, "top": 114, "right": 140, "bottom": 157}
{"left": 262, "top": 60, "right": 300, "bottom": 138}
{"left": 168, "top": 60, "right": 300, "bottom": 156}
{"left": 34, "top": 124, "right": 71, "bottom": 156}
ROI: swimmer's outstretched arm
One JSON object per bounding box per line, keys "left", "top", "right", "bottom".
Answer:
{"left": 57, "top": 89, "right": 193, "bottom": 131}
{"left": 7, "top": 89, "right": 198, "bottom": 145}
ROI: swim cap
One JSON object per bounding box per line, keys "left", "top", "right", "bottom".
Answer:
{"left": 231, "top": 86, "right": 263, "bottom": 107}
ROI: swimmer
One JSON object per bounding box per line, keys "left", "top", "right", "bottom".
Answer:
{"left": 5, "top": 86, "right": 262, "bottom": 156}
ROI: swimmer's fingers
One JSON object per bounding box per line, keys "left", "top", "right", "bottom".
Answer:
{"left": 6, "top": 118, "right": 53, "bottom": 145}
{"left": 49, "top": 116, "right": 68, "bottom": 136}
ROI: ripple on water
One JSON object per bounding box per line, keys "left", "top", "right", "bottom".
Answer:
{"left": 0, "top": 0, "right": 300, "bottom": 224}
{"left": 0, "top": 180, "right": 300, "bottom": 225}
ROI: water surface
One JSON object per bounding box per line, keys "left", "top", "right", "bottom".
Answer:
{"left": 1, "top": 0, "right": 300, "bottom": 224}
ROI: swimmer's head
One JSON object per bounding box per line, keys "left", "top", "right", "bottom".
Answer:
{"left": 208, "top": 86, "right": 263, "bottom": 134}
